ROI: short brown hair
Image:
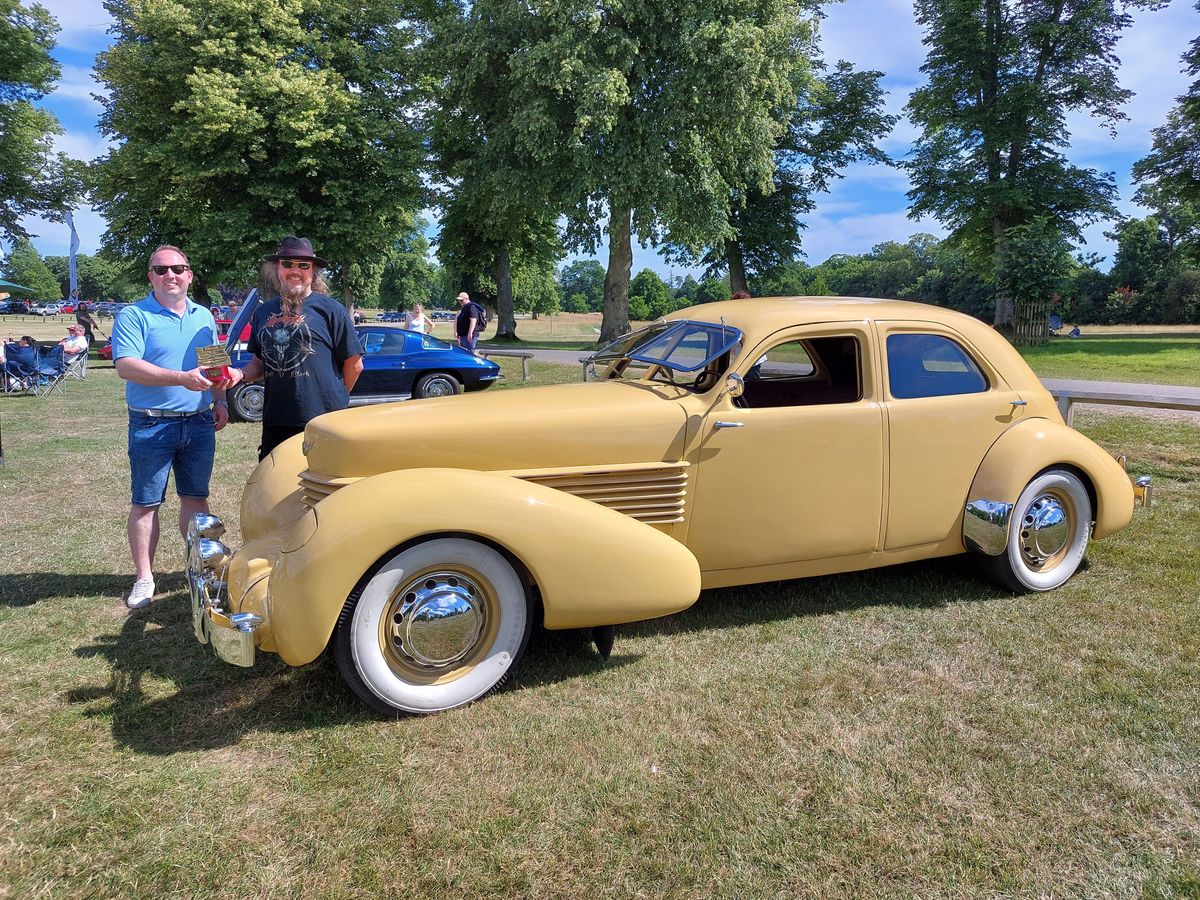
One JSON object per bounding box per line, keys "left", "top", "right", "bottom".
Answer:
{"left": 148, "top": 244, "right": 189, "bottom": 267}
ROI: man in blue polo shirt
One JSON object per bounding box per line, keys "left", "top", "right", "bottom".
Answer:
{"left": 111, "top": 244, "right": 234, "bottom": 610}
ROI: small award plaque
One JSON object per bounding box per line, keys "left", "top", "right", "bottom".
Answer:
{"left": 196, "top": 344, "right": 232, "bottom": 381}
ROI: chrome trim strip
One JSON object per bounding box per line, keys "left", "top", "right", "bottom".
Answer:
{"left": 963, "top": 498, "right": 1014, "bottom": 557}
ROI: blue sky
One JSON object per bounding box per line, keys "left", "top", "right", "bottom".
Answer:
{"left": 17, "top": 0, "right": 1200, "bottom": 280}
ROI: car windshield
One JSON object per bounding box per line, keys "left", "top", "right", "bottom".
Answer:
{"left": 589, "top": 320, "right": 743, "bottom": 389}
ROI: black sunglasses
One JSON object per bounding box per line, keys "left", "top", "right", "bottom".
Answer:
{"left": 278, "top": 259, "right": 312, "bottom": 270}
{"left": 151, "top": 264, "right": 191, "bottom": 275}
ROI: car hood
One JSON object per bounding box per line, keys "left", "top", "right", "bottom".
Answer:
{"left": 302, "top": 380, "right": 693, "bottom": 478}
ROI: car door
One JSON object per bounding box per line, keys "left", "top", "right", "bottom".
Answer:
{"left": 878, "top": 322, "right": 1024, "bottom": 550}
{"left": 354, "top": 329, "right": 412, "bottom": 397}
{"left": 685, "top": 324, "right": 885, "bottom": 572}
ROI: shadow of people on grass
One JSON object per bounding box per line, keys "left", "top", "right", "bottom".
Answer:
{"left": 0, "top": 572, "right": 132, "bottom": 608}
{"left": 69, "top": 584, "right": 637, "bottom": 754}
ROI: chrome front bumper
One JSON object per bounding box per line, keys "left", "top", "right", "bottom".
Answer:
{"left": 186, "top": 514, "right": 261, "bottom": 668}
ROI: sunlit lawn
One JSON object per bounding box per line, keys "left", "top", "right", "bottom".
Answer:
{"left": 1, "top": 359, "right": 1198, "bottom": 898}
{"left": 1018, "top": 333, "right": 1200, "bottom": 386}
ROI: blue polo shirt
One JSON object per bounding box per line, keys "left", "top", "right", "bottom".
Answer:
{"left": 112, "top": 294, "right": 219, "bottom": 412}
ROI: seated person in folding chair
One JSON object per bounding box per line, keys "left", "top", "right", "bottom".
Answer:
{"left": 58, "top": 324, "right": 89, "bottom": 377}
{"left": 2, "top": 338, "right": 39, "bottom": 392}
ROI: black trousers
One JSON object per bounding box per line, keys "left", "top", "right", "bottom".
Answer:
{"left": 258, "top": 424, "right": 305, "bottom": 461}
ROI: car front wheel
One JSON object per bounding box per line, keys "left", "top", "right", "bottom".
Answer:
{"left": 981, "top": 468, "right": 1092, "bottom": 593}
{"left": 334, "top": 538, "right": 532, "bottom": 715}
{"left": 229, "top": 382, "right": 265, "bottom": 423}
{"left": 414, "top": 372, "right": 461, "bottom": 399}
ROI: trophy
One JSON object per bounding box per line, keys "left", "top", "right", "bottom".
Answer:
{"left": 197, "top": 344, "right": 232, "bottom": 381}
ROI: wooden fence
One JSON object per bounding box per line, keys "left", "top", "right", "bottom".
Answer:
{"left": 1012, "top": 296, "right": 1052, "bottom": 346}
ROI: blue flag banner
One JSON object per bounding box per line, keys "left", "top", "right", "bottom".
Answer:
{"left": 66, "top": 211, "right": 80, "bottom": 300}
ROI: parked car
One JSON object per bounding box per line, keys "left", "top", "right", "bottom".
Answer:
{"left": 31, "top": 303, "right": 60, "bottom": 316}
{"left": 0, "top": 300, "right": 28, "bottom": 314}
{"left": 375, "top": 311, "right": 403, "bottom": 322}
{"left": 187, "top": 297, "right": 1142, "bottom": 716}
{"left": 431, "top": 309, "right": 455, "bottom": 321}
{"left": 225, "top": 324, "right": 500, "bottom": 422}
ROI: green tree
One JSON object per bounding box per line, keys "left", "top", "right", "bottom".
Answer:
{"left": 3, "top": 236, "right": 61, "bottom": 298}
{"left": 997, "top": 217, "right": 1073, "bottom": 325}
{"left": 379, "top": 219, "right": 436, "bottom": 311}
{"left": 44, "top": 252, "right": 140, "bottom": 302}
{"left": 673, "top": 274, "right": 700, "bottom": 304}
{"left": 905, "top": 0, "right": 1151, "bottom": 331}
{"left": 1107, "top": 217, "right": 1173, "bottom": 292}
{"left": 629, "top": 268, "right": 670, "bottom": 319}
{"left": 0, "top": 0, "right": 79, "bottom": 243}
{"left": 93, "top": 0, "right": 423, "bottom": 305}
{"left": 674, "top": 57, "right": 896, "bottom": 292}
{"left": 1132, "top": 2, "right": 1200, "bottom": 207}
{"left": 477, "top": 0, "right": 802, "bottom": 342}
{"left": 563, "top": 292, "right": 589, "bottom": 313}
{"left": 557, "top": 260, "right": 606, "bottom": 312}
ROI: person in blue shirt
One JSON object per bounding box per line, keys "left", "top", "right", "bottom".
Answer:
{"left": 111, "top": 244, "right": 236, "bottom": 610}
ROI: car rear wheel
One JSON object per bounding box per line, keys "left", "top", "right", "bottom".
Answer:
{"left": 414, "top": 372, "right": 461, "bottom": 399}
{"left": 334, "top": 538, "right": 532, "bottom": 715}
{"left": 980, "top": 468, "right": 1092, "bottom": 593}
{"left": 229, "top": 383, "right": 265, "bottom": 423}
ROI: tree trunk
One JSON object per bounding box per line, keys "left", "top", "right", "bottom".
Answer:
{"left": 726, "top": 238, "right": 748, "bottom": 295}
{"left": 992, "top": 219, "right": 1015, "bottom": 330}
{"left": 494, "top": 248, "right": 517, "bottom": 340}
{"left": 600, "top": 206, "right": 633, "bottom": 344}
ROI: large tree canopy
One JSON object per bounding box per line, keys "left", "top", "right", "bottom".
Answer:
{"left": 458, "top": 0, "right": 803, "bottom": 342}
{"left": 905, "top": 0, "right": 1155, "bottom": 328}
{"left": 1132, "top": 1, "right": 1200, "bottom": 206}
{"left": 93, "top": 0, "right": 424, "bottom": 301}
{"left": 0, "top": 0, "right": 76, "bottom": 244}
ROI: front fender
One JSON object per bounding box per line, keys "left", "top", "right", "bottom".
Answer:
{"left": 965, "top": 418, "right": 1134, "bottom": 548}
{"left": 240, "top": 433, "right": 307, "bottom": 543}
{"left": 269, "top": 468, "right": 702, "bottom": 665}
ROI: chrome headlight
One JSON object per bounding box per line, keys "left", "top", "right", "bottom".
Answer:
{"left": 188, "top": 513, "right": 225, "bottom": 543}
{"left": 196, "top": 538, "right": 231, "bottom": 574}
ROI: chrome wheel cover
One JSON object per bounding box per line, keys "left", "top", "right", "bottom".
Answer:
{"left": 379, "top": 568, "right": 498, "bottom": 681}
{"left": 1018, "top": 491, "right": 1074, "bottom": 570}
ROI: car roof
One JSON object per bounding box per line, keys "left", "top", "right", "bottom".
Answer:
{"left": 671, "top": 296, "right": 1042, "bottom": 390}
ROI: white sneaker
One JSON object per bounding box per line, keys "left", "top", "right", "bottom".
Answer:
{"left": 125, "top": 578, "right": 155, "bottom": 609}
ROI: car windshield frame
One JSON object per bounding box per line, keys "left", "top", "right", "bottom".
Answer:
{"left": 589, "top": 320, "right": 744, "bottom": 375}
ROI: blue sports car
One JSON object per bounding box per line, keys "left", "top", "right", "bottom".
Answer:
{"left": 227, "top": 324, "right": 500, "bottom": 422}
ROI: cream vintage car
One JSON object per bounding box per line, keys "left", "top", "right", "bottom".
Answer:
{"left": 187, "top": 297, "right": 1142, "bottom": 715}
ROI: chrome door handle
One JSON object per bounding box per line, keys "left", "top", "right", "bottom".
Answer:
{"left": 714, "top": 420, "right": 744, "bottom": 429}
{"left": 1010, "top": 399, "right": 1027, "bottom": 407}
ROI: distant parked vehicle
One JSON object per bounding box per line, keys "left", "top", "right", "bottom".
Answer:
{"left": 31, "top": 303, "right": 60, "bottom": 316}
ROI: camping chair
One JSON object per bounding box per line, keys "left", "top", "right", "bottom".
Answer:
{"left": 2, "top": 343, "right": 39, "bottom": 394}
{"left": 31, "top": 345, "right": 71, "bottom": 397}
{"left": 65, "top": 342, "right": 89, "bottom": 380}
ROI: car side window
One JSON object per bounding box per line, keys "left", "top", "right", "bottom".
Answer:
{"left": 738, "top": 336, "right": 861, "bottom": 408}
{"left": 887, "top": 333, "right": 987, "bottom": 399}
{"left": 361, "top": 333, "right": 385, "bottom": 355}
{"left": 381, "top": 332, "right": 407, "bottom": 355}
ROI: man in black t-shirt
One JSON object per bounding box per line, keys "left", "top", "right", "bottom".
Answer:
{"left": 227, "top": 237, "right": 363, "bottom": 460}
{"left": 455, "top": 291, "right": 483, "bottom": 354}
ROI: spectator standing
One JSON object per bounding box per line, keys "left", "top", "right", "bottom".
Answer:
{"left": 75, "top": 301, "right": 101, "bottom": 343}
{"left": 405, "top": 303, "right": 434, "bottom": 334}
{"left": 111, "top": 245, "right": 235, "bottom": 610}
{"left": 235, "top": 236, "right": 363, "bottom": 460}
{"left": 455, "top": 291, "right": 482, "bottom": 354}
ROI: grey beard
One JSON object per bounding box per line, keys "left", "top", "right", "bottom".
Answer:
{"left": 281, "top": 285, "right": 310, "bottom": 316}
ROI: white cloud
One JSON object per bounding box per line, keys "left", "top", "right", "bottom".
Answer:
{"left": 41, "top": 0, "right": 112, "bottom": 53}
{"left": 52, "top": 64, "right": 106, "bottom": 111}
{"left": 25, "top": 206, "right": 108, "bottom": 258}
{"left": 50, "top": 128, "right": 111, "bottom": 163}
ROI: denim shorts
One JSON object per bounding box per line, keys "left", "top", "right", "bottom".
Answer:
{"left": 128, "top": 410, "right": 216, "bottom": 507}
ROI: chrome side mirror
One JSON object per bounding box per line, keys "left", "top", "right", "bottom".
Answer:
{"left": 724, "top": 372, "right": 745, "bottom": 399}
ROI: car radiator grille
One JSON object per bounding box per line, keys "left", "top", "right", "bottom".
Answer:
{"left": 297, "top": 462, "right": 689, "bottom": 525}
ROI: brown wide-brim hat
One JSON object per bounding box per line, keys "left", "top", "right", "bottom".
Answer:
{"left": 263, "top": 236, "right": 328, "bottom": 268}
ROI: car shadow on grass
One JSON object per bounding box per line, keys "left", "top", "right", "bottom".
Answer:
{"left": 67, "top": 584, "right": 636, "bottom": 754}
{"left": 622, "top": 554, "right": 1006, "bottom": 641}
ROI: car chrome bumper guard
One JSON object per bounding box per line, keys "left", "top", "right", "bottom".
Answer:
{"left": 186, "top": 513, "right": 260, "bottom": 668}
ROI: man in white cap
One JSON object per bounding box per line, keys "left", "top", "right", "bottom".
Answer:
{"left": 455, "top": 291, "right": 483, "bottom": 354}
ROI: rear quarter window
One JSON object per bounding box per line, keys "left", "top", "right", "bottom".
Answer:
{"left": 887, "top": 333, "right": 988, "bottom": 399}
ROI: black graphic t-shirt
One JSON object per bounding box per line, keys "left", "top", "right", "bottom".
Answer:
{"left": 248, "top": 292, "right": 361, "bottom": 427}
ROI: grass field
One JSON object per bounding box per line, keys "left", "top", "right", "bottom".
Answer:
{"left": 2, "top": 358, "right": 1198, "bottom": 898}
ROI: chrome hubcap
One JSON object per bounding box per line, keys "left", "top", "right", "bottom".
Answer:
{"left": 389, "top": 571, "right": 487, "bottom": 669}
{"left": 1019, "top": 493, "right": 1070, "bottom": 568}
{"left": 427, "top": 379, "right": 453, "bottom": 397}
{"left": 241, "top": 387, "right": 264, "bottom": 413}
